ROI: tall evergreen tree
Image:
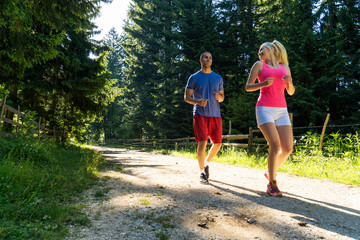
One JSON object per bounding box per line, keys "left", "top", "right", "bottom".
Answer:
{"left": 22, "top": 27, "right": 114, "bottom": 141}
{"left": 215, "top": 0, "right": 260, "bottom": 133}
{"left": 106, "top": 0, "right": 360, "bottom": 139}
{"left": 315, "top": 0, "right": 360, "bottom": 125}
{"left": 102, "top": 28, "right": 133, "bottom": 140}
{"left": 0, "top": 0, "right": 114, "bottom": 140}
{"left": 122, "top": 0, "right": 196, "bottom": 139}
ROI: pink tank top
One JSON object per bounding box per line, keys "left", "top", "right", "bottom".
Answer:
{"left": 256, "top": 62, "right": 288, "bottom": 107}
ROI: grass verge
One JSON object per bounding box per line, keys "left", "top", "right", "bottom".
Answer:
{"left": 171, "top": 146, "right": 360, "bottom": 185}
{"left": 0, "top": 136, "right": 105, "bottom": 239}
{"left": 105, "top": 132, "right": 360, "bottom": 186}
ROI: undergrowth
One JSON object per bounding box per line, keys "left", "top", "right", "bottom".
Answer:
{"left": 0, "top": 136, "right": 105, "bottom": 239}
{"left": 169, "top": 132, "right": 360, "bottom": 185}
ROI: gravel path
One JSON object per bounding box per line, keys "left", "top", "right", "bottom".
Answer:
{"left": 67, "top": 146, "right": 360, "bottom": 240}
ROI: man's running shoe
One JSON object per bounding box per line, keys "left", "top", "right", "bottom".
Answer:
{"left": 266, "top": 181, "right": 282, "bottom": 197}
{"left": 205, "top": 165, "right": 209, "bottom": 179}
{"left": 200, "top": 173, "right": 209, "bottom": 184}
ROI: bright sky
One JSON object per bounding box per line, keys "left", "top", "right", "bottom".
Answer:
{"left": 92, "top": 0, "right": 131, "bottom": 40}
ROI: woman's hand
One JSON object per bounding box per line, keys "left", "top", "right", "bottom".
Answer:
{"left": 282, "top": 75, "right": 292, "bottom": 83}
{"left": 264, "top": 77, "right": 274, "bottom": 87}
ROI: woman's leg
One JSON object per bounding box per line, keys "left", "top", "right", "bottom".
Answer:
{"left": 275, "top": 125, "right": 293, "bottom": 171}
{"left": 259, "top": 122, "right": 281, "bottom": 182}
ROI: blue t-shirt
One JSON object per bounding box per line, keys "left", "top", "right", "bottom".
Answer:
{"left": 186, "top": 71, "right": 224, "bottom": 117}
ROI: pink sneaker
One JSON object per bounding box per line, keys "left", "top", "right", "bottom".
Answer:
{"left": 266, "top": 181, "right": 282, "bottom": 197}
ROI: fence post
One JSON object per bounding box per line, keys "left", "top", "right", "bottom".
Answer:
{"left": 227, "top": 120, "right": 232, "bottom": 143}
{"left": 0, "top": 95, "right": 7, "bottom": 119}
{"left": 319, "top": 113, "right": 330, "bottom": 151}
{"left": 38, "top": 117, "right": 41, "bottom": 139}
{"left": 16, "top": 105, "right": 20, "bottom": 133}
{"left": 228, "top": 120, "right": 231, "bottom": 135}
{"left": 248, "top": 127, "right": 253, "bottom": 153}
{"left": 289, "top": 112, "right": 293, "bottom": 126}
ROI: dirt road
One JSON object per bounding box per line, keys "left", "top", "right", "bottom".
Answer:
{"left": 68, "top": 146, "right": 360, "bottom": 240}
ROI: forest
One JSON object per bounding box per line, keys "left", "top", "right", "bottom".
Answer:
{"left": 1, "top": 0, "right": 359, "bottom": 142}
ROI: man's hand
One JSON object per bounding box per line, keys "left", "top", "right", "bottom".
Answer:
{"left": 198, "top": 99, "right": 208, "bottom": 107}
{"left": 214, "top": 91, "right": 224, "bottom": 102}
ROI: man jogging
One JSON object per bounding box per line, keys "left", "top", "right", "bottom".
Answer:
{"left": 184, "top": 51, "right": 225, "bottom": 184}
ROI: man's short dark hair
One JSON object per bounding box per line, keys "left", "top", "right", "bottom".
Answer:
{"left": 200, "top": 51, "right": 212, "bottom": 60}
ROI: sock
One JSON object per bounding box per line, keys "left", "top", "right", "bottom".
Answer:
{"left": 200, "top": 169, "right": 205, "bottom": 174}
{"left": 204, "top": 160, "right": 209, "bottom": 167}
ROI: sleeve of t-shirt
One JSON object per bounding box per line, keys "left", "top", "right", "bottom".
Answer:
{"left": 186, "top": 75, "right": 195, "bottom": 90}
{"left": 219, "top": 77, "right": 224, "bottom": 91}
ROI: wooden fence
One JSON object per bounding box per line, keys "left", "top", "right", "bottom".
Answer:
{"left": 0, "top": 96, "right": 56, "bottom": 139}
{"left": 107, "top": 127, "right": 267, "bottom": 152}
{"left": 107, "top": 113, "right": 296, "bottom": 152}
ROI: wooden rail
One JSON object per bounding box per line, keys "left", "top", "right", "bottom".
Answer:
{"left": 0, "top": 96, "right": 56, "bottom": 139}
{"left": 107, "top": 113, "right": 296, "bottom": 152}
{"left": 107, "top": 127, "right": 267, "bottom": 152}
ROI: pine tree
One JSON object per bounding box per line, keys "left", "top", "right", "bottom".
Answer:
{"left": 102, "top": 29, "right": 133, "bottom": 140}
{"left": 215, "top": 0, "right": 260, "bottom": 133}
{"left": 122, "top": 0, "right": 197, "bottom": 138}
{"left": 21, "top": 26, "right": 114, "bottom": 141}
{"left": 0, "top": 0, "right": 112, "bottom": 138}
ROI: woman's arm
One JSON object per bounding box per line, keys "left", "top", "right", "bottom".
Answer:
{"left": 245, "top": 61, "right": 273, "bottom": 92}
{"left": 283, "top": 65, "right": 295, "bottom": 96}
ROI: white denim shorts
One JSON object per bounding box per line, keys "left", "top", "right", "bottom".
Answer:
{"left": 256, "top": 106, "right": 291, "bottom": 127}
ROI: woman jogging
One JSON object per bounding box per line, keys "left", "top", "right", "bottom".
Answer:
{"left": 245, "top": 40, "right": 295, "bottom": 196}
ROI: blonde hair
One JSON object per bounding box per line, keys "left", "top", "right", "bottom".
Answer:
{"left": 263, "top": 40, "right": 289, "bottom": 65}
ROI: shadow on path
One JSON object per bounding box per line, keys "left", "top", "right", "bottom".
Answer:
{"left": 210, "top": 179, "right": 359, "bottom": 239}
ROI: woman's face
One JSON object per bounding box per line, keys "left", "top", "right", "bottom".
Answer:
{"left": 258, "top": 44, "right": 271, "bottom": 61}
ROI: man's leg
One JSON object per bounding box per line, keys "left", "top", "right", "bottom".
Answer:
{"left": 197, "top": 141, "right": 208, "bottom": 170}
{"left": 207, "top": 116, "right": 223, "bottom": 163}
{"left": 204, "top": 117, "right": 223, "bottom": 179}
{"left": 198, "top": 141, "right": 209, "bottom": 184}
{"left": 205, "top": 143, "right": 222, "bottom": 163}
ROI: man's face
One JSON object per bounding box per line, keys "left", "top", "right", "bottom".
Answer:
{"left": 200, "top": 53, "right": 212, "bottom": 67}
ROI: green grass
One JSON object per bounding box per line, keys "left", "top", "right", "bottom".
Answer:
{"left": 106, "top": 132, "right": 360, "bottom": 186}
{"left": 171, "top": 132, "right": 360, "bottom": 185}
{"left": 0, "top": 136, "right": 105, "bottom": 239}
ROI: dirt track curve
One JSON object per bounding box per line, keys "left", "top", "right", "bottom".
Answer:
{"left": 67, "top": 146, "right": 360, "bottom": 240}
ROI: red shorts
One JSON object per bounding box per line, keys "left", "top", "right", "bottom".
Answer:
{"left": 193, "top": 114, "right": 222, "bottom": 143}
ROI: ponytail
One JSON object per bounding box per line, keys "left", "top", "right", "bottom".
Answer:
{"left": 272, "top": 40, "right": 288, "bottom": 65}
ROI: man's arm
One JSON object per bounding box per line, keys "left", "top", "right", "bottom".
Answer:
{"left": 214, "top": 90, "right": 224, "bottom": 102}
{"left": 184, "top": 88, "right": 207, "bottom": 107}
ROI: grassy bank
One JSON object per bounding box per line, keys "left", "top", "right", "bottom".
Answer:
{"left": 108, "top": 132, "right": 360, "bottom": 186}
{"left": 171, "top": 132, "right": 360, "bottom": 186}
{"left": 0, "top": 136, "right": 105, "bottom": 239}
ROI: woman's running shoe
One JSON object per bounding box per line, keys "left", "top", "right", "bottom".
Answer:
{"left": 266, "top": 180, "right": 282, "bottom": 197}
